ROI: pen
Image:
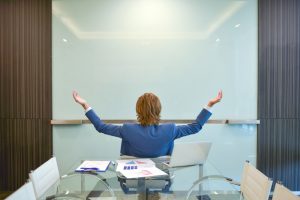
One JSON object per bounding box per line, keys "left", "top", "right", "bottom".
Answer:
{"left": 80, "top": 167, "right": 99, "bottom": 171}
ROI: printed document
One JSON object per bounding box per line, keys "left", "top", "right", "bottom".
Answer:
{"left": 116, "top": 159, "right": 167, "bottom": 178}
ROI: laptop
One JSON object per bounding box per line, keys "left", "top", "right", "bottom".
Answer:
{"left": 164, "top": 141, "right": 212, "bottom": 168}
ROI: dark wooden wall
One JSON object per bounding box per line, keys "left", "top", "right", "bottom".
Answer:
{"left": 258, "top": 0, "right": 300, "bottom": 190}
{"left": 0, "top": 0, "right": 52, "bottom": 191}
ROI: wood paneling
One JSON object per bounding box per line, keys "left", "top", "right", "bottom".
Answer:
{"left": 257, "top": 119, "right": 300, "bottom": 189}
{"left": 258, "top": 0, "right": 300, "bottom": 190}
{"left": 0, "top": 0, "right": 52, "bottom": 190}
{"left": 0, "top": 0, "right": 52, "bottom": 119}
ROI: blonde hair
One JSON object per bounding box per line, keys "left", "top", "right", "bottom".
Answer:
{"left": 136, "top": 93, "right": 161, "bottom": 126}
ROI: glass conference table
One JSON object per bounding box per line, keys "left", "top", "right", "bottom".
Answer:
{"left": 42, "top": 158, "right": 241, "bottom": 200}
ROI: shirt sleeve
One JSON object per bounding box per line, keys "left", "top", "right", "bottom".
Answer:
{"left": 85, "top": 107, "right": 92, "bottom": 113}
{"left": 173, "top": 108, "right": 212, "bottom": 139}
{"left": 85, "top": 109, "right": 123, "bottom": 138}
{"left": 204, "top": 105, "right": 212, "bottom": 112}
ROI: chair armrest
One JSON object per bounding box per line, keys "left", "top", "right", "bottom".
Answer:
{"left": 186, "top": 175, "right": 241, "bottom": 200}
{"left": 61, "top": 171, "right": 106, "bottom": 182}
{"left": 46, "top": 192, "right": 82, "bottom": 200}
{"left": 224, "top": 177, "right": 241, "bottom": 186}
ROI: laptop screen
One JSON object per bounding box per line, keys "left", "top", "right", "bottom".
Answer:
{"left": 167, "top": 141, "right": 212, "bottom": 167}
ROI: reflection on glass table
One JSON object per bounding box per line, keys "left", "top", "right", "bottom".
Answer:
{"left": 40, "top": 171, "right": 115, "bottom": 199}
{"left": 43, "top": 158, "right": 241, "bottom": 200}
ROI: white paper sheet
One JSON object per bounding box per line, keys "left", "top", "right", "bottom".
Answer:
{"left": 116, "top": 159, "right": 167, "bottom": 178}
{"left": 75, "top": 160, "right": 111, "bottom": 172}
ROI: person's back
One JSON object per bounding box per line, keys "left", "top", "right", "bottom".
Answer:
{"left": 73, "top": 91, "right": 222, "bottom": 157}
{"left": 120, "top": 123, "right": 176, "bottom": 157}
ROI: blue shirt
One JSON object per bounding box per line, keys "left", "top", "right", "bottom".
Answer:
{"left": 86, "top": 109, "right": 212, "bottom": 158}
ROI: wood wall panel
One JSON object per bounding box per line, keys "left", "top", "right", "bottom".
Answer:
{"left": 0, "top": 119, "right": 52, "bottom": 190}
{"left": 0, "top": 0, "right": 52, "bottom": 119}
{"left": 0, "top": 0, "right": 52, "bottom": 191}
{"left": 258, "top": 0, "right": 300, "bottom": 191}
{"left": 258, "top": 0, "right": 300, "bottom": 119}
{"left": 257, "top": 119, "right": 300, "bottom": 190}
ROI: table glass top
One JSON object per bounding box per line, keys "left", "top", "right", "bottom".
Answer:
{"left": 42, "top": 158, "right": 240, "bottom": 200}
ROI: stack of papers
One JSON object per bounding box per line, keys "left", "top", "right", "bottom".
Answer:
{"left": 75, "top": 160, "right": 110, "bottom": 172}
{"left": 116, "top": 159, "right": 167, "bottom": 179}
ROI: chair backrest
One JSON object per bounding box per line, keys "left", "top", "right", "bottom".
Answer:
{"left": 5, "top": 181, "right": 36, "bottom": 200}
{"left": 240, "top": 162, "right": 273, "bottom": 200}
{"left": 29, "top": 157, "right": 60, "bottom": 199}
{"left": 272, "top": 183, "right": 300, "bottom": 200}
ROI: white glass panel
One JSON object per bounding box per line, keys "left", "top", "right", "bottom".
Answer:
{"left": 53, "top": 0, "right": 257, "bottom": 188}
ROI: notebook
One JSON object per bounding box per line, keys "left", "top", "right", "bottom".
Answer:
{"left": 164, "top": 141, "right": 212, "bottom": 168}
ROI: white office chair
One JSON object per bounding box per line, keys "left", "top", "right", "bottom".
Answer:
{"left": 29, "top": 157, "right": 115, "bottom": 199}
{"left": 29, "top": 157, "right": 61, "bottom": 199}
{"left": 5, "top": 181, "right": 36, "bottom": 200}
{"left": 186, "top": 161, "right": 273, "bottom": 200}
{"left": 272, "top": 182, "right": 300, "bottom": 200}
{"left": 240, "top": 161, "right": 273, "bottom": 200}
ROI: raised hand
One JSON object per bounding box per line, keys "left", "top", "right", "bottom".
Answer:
{"left": 73, "top": 91, "right": 90, "bottom": 110}
{"left": 207, "top": 90, "right": 223, "bottom": 107}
